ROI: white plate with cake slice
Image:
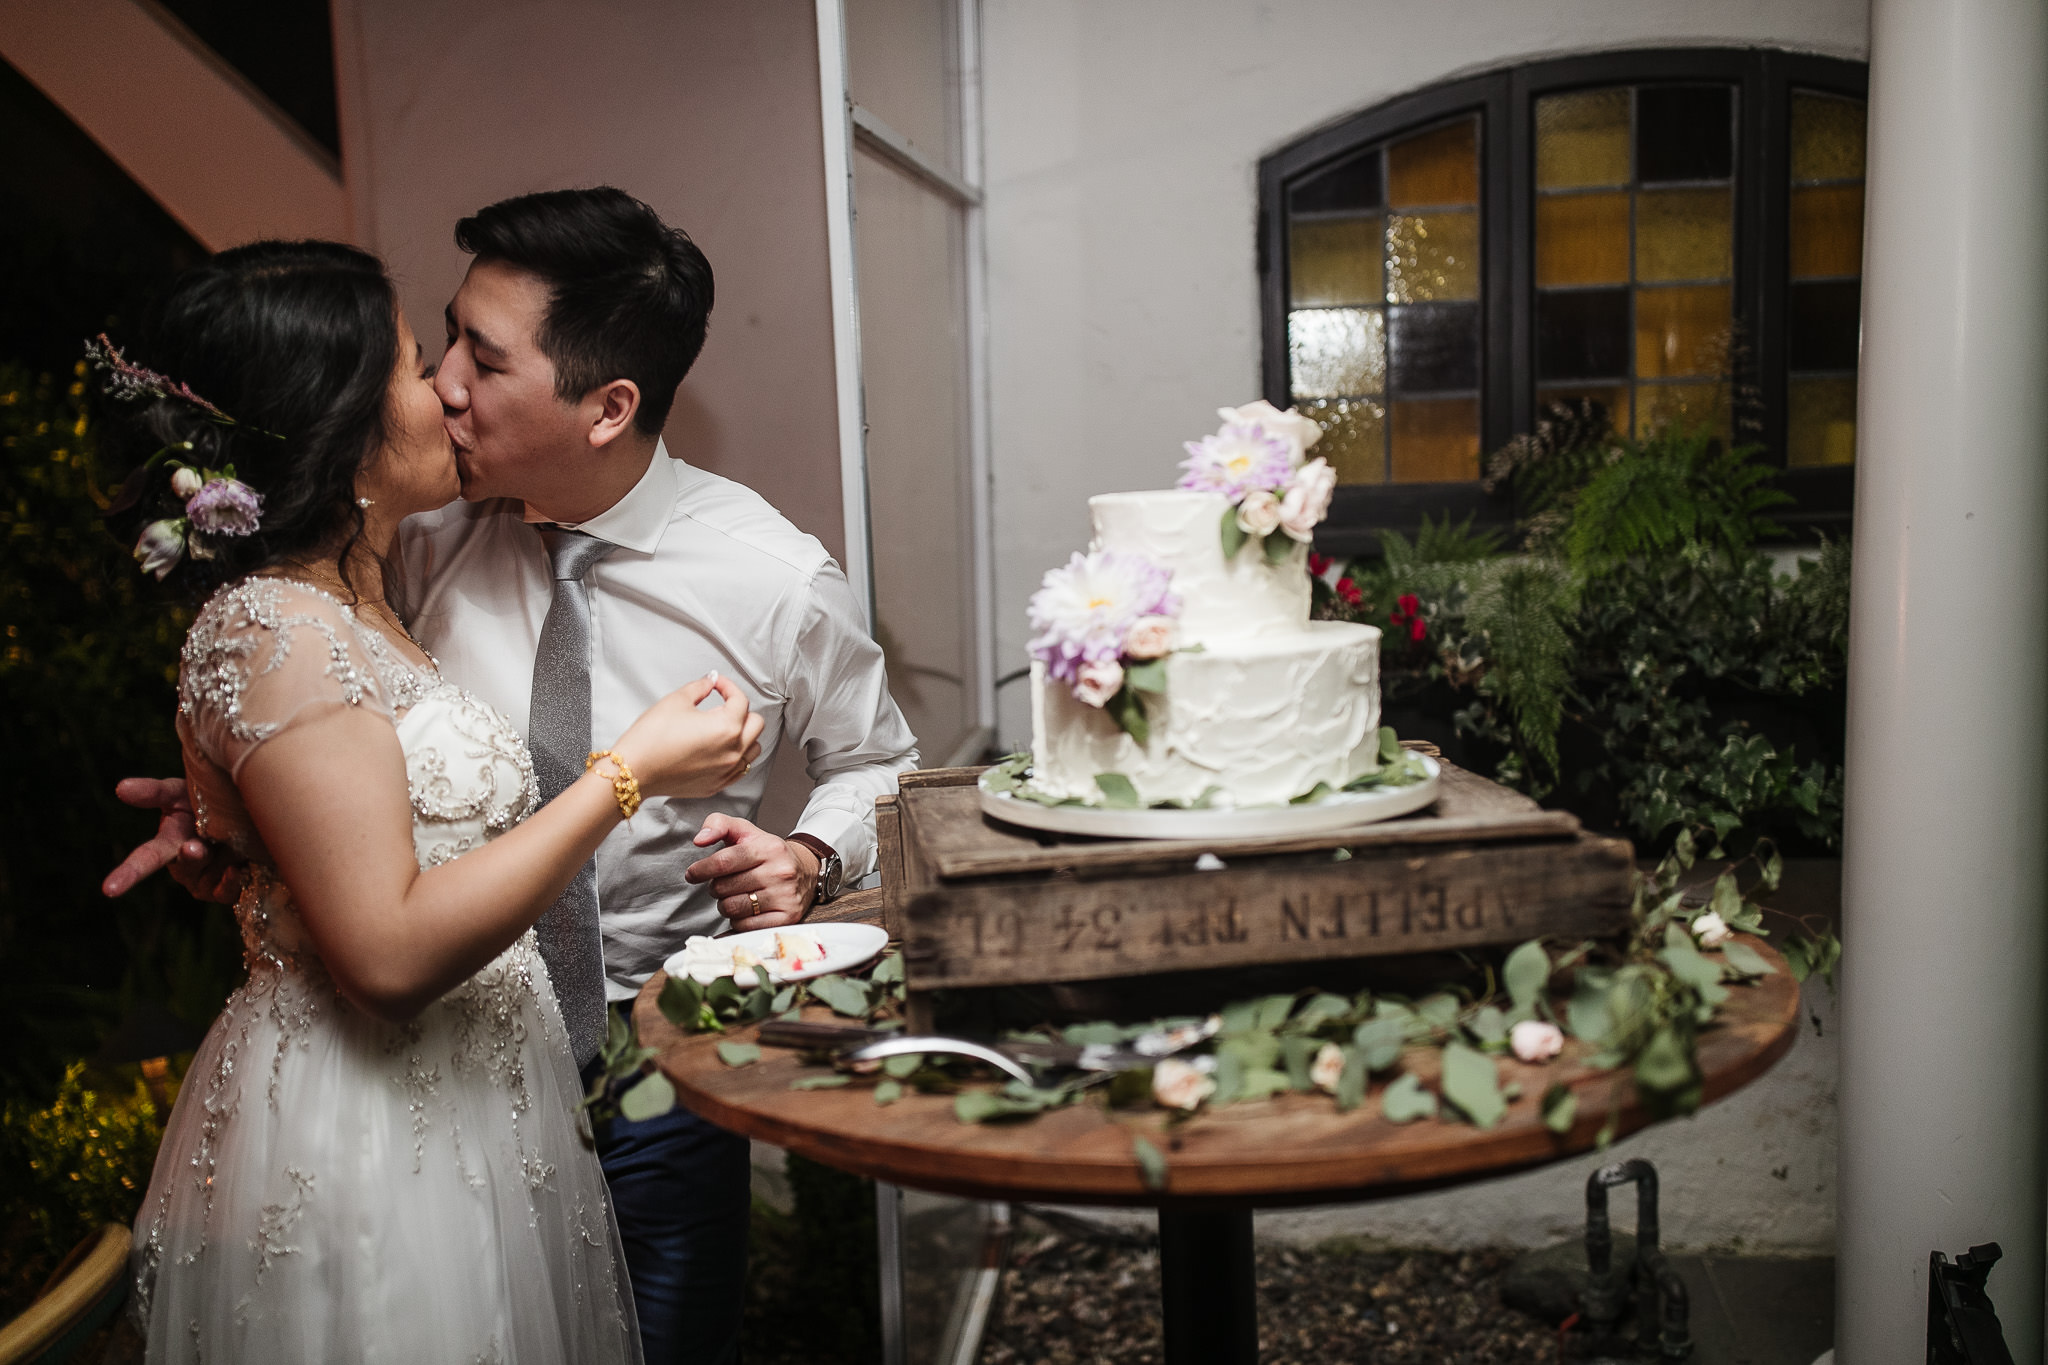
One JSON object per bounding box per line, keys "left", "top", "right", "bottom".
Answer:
{"left": 978, "top": 753, "right": 1441, "bottom": 840}
{"left": 663, "top": 922, "right": 889, "bottom": 985}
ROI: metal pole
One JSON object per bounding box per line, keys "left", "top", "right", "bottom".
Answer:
{"left": 1157, "top": 1208, "right": 1257, "bottom": 1365}
{"left": 877, "top": 1180, "right": 906, "bottom": 1365}
{"left": 1839, "top": 0, "right": 2048, "bottom": 1354}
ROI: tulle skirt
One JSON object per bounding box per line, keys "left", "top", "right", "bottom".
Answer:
{"left": 131, "top": 934, "right": 640, "bottom": 1364}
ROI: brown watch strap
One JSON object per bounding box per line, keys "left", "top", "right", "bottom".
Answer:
{"left": 787, "top": 833, "right": 839, "bottom": 903}
{"left": 787, "top": 834, "right": 837, "bottom": 865}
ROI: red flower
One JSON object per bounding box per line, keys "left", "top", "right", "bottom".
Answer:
{"left": 1308, "top": 552, "right": 1333, "bottom": 577}
{"left": 1335, "top": 577, "right": 1363, "bottom": 606}
{"left": 1390, "top": 592, "right": 1426, "bottom": 641}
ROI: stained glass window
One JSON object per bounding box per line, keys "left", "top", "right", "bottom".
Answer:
{"left": 1286, "top": 116, "right": 1481, "bottom": 485}
{"left": 1533, "top": 84, "right": 1736, "bottom": 438}
{"left": 1262, "top": 51, "right": 1867, "bottom": 542}
{"left": 1786, "top": 91, "right": 1866, "bottom": 467}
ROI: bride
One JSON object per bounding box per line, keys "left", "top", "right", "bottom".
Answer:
{"left": 109, "top": 240, "right": 757, "bottom": 1363}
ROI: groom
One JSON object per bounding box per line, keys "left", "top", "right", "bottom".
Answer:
{"left": 108, "top": 187, "right": 919, "bottom": 1364}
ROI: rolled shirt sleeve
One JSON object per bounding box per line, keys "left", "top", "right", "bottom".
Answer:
{"left": 780, "top": 561, "right": 919, "bottom": 880}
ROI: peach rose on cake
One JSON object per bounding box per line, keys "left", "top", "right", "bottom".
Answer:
{"left": 1278, "top": 458, "right": 1336, "bottom": 542}
{"left": 1072, "top": 658, "right": 1125, "bottom": 708}
{"left": 1235, "top": 488, "right": 1283, "bottom": 537}
{"left": 1123, "top": 614, "right": 1177, "bottom": 660}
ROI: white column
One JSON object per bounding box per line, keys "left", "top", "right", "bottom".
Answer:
{"left": 1839, "top": 0, "right": 2048, "bottom": 1355}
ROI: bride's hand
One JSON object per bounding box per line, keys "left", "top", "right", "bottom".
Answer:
{"left": 613, "top": 675, "right": 765, "bottom": 801}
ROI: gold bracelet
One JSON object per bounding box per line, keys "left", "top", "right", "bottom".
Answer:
{"left": 585, "top": 749, "right": 642, "bottom": 821}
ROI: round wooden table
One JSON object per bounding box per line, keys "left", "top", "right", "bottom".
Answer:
{"left": 637, "top": 936, "right": 1801, "bottom": 1365}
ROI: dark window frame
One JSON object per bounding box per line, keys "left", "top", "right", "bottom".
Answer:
{"left": 1260, "top": 48, "right": 1867, "bottom": 556}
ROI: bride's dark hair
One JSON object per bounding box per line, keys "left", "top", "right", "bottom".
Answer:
{"left": 107, "top": 239, "right": 400, "bottom": 599}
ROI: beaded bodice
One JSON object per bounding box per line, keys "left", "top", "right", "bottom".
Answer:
{"left": 176, "top": 577, "right": 541, "bottom": 983}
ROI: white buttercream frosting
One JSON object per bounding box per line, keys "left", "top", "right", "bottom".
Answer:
{"left": 1029, "top": 621, "right": 1383, "bottom": 807}
{"left": 1087, "top": 490, "right": 1308, "bottom": 644}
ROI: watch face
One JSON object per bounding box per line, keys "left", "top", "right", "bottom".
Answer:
{"left": 818, "top": 855, "right": 844, "bottom": 901}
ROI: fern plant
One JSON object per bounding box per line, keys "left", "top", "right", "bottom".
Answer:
{"left": 1516, "top": 424, "right": 1793, "bottom": 575}
{"left": 1320, "top": 421, "right": 1849, "bottom": 853}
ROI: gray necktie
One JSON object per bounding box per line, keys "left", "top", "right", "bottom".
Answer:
{"left": 530, "top": 527, "right": 616, "bottom": 1070}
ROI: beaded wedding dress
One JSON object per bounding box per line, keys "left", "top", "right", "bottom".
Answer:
{"left": 131, "top": 578, "right": 641, "bottom": 1364}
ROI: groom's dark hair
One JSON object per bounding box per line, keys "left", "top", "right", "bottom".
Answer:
{"left": 454, "top": 187, "right": 713, "bottom": 434}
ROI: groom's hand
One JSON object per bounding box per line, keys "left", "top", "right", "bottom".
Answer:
{"left": 686, "top": 814, "right": 817, "bottom": 930}
{"left": 103, "top": 777, "right": 246, "bottom": 904}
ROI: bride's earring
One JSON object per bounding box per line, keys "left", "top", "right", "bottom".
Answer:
{"left": 356, "top": 496, "right": 373, "bottom": 509}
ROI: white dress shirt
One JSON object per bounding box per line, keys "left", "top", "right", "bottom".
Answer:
{"left": 400, "top": 444, "right": 918, "bottom": 1001}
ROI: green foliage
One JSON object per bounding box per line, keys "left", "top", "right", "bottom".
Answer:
{"left": 1464, "top": 559, "right": 1579, "bottom": 773}
{"left": 0, "top": 1061, "right": 163, "bottom": 1317}
{"left": 1326, "top": 422, "right": 1849, "bottom": 853}
{"left": 1521, "top": 425, "right": 1792, "bottom": 575}
{"left": 0, "top": 366, "right": 242, "bottom": 1103}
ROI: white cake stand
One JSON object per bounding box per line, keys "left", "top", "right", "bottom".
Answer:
{"left": 977, "top": 754, "right": 1441, "bottom": 840}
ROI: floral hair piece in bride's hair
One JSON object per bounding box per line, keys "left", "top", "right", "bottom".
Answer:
{"left": 86, "top": 333, "right": 277, "bottom": 578}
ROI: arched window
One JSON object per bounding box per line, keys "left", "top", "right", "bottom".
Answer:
{"left": 1260, "top": 49, "right": 1866, "bottom": 552}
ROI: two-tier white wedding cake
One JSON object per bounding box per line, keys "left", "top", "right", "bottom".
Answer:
{"left": 1021, "top": 402, "right": 1384, "bottom": 809}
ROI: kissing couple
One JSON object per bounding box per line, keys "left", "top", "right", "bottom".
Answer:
{"left": 99, "top": 187, "right": 919, "bottom": 1363}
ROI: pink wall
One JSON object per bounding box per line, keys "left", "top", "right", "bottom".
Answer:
{"left": 333, "top": 0, "right": 846, "bottom": 559}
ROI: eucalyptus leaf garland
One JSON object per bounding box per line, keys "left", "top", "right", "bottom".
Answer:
{"left": 589, "top": 819, "right": 1840, "bottom": 1197}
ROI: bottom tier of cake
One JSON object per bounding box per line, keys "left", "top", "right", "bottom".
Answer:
{"left": 1028, "top": 620, "right": 1383, "bottom": 807}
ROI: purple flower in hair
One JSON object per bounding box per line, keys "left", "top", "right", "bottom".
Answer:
{"left": 1176, "top": 422, "right": 1296, "bottom": 503}
{"left": 184, "top": 478, "right": 264, "bottom": 536}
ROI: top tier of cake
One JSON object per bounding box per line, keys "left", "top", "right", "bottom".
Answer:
{"left": 1088, "top": 489, "right": 1308, "bottom": 644}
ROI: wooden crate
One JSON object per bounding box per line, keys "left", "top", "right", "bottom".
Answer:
{"left": 893, "top": 753, "right": 1633, "bottom": 994}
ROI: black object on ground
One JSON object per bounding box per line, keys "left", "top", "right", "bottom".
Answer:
{"left": 1927, "top": 1243, "right": 2015, "bottom": 1365}
{"left": 1568, "top": 1159, "right": 1691, "bottom": 1360}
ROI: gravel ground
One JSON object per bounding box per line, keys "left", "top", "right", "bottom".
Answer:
{"left": 979, "top": 1212, "right": 1561, "bottom": 1365}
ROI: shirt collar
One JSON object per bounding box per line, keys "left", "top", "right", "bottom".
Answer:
{"left": 520, "top": 441, "right": 681, "bottom": 555}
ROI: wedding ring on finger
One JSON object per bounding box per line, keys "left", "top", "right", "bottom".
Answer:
{"left": 748, "top": 892, "right": 761, "bottom": 916}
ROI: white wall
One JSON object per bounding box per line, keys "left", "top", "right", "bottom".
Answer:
{"left": 980, "top": 0, "right": 1870, "bottom": 747}
{"left": 333, "top": 0, "right": 845, "bottom": 562}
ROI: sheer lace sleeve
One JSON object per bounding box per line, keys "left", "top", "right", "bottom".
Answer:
{"left": 179, "top": 579, "right": 400, "bottom": 778}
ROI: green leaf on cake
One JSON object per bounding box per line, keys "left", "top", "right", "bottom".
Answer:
{"left": 1095, "top": 772, "right": 1141, "bottom": 809}
{"left": 1105, "top": 684, "right": 1150, "bottom": 745}
{"left": 1261, "top": 531, "right": 1296, "bottom": 565}
{"left": 1123, "top": 657, "right": 1169, "bottom": 694}
{"left": 1378, "top": 726, "right": 1402, "bottom": 762}
{"left": 1290, "top": 782, "right": 1332, "bottom": 805}
{"left": 1220, "top": 505, "right": 1248, "bottom": 559}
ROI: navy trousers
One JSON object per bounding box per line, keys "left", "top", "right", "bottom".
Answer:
{"left": 595, "top": 1078, "right": 752, "bottom": 1364}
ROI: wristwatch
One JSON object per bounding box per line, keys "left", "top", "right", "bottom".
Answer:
{"left": 789, "top": 834, "right": 844, "bottom": 904}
